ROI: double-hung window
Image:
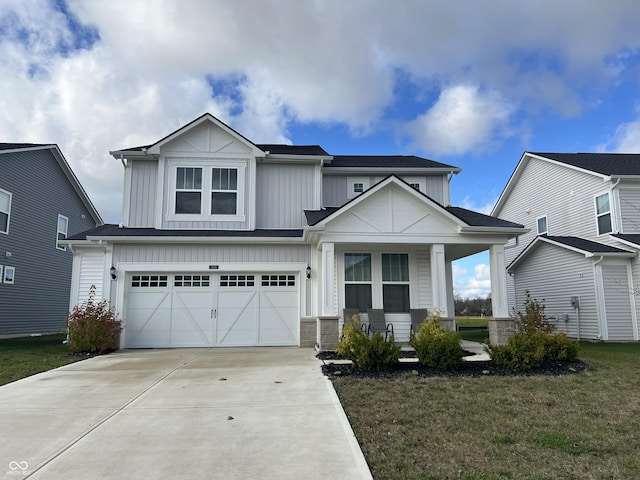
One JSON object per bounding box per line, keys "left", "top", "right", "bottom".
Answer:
{"left": 170, "top": 160, "right": 245, "bottom": 221}
{"left": 56, "top": 214, "right": 68, "bottom": 250}
{"left": 382, "top": 253, "right": 410, "bottom": 313}
{"left": 595, "top": 193, "right": 612, "bottom": 235}
{"left": 211, "top": 168, "right": 237, "bottom": 215}
{"left": 344, "top": 253, "right": 372, "bottom": 312}
{"left": 175, "top": 167, "right": 203, "bottom": 214}
{"left": 0, "top": 189, "right": 11, "bottom": 234}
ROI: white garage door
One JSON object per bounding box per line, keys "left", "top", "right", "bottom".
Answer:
{"left": 216, "top": 274, "right": 298, "bottom": 346}
{"left": 124, "top": 272, "right": 298, "bottom": 348}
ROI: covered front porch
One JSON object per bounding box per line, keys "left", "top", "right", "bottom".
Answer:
{"left": 302, "top": 176, "right": 526, "bottom": 348}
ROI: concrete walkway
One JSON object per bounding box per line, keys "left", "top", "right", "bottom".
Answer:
{"left": 0, "top": 348, "right": 372, "bottom": 480}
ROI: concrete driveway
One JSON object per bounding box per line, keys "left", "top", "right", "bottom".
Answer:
{"left": 0, "top": 348, "right": 372, "bottom": 479}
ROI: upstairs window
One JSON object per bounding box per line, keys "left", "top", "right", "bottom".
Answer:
{"left": 211, "top": 168, "right": 238, "bottom": 215}
{"left": 56, "top": 215, "right": 68, "bottom": 250}
{"left": 175, "top": 167, "right": 203, "bottom": 214}
{"left": 347, "top": 177, "right": 370, "bottom": 199}
{"left": 0, "top": 189, "right": 11, "bottom": 234}
{"left": 537, "top": 215, "right": 548, "bottom": 235}
{"left": 595, "top": 193, "right": 612, "bottom": 235}
{"left": 169, "top": 160, "right": 246, "bottom": 222}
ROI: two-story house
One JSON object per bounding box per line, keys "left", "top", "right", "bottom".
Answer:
{"left": 65, "top": 113, "right": 525, "bottom": 348}
{"left": 492, "top": 152, "right": 640, "bottom": 341}
{"left": 0, "top": 144, "right": 102, "bottom": 335}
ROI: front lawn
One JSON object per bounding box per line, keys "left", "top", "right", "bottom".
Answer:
{"left": 332, "top": 342, "right": 640, "bottom": 479}
{"left": 0, "top": 334, "right": 84, "bottom": 386}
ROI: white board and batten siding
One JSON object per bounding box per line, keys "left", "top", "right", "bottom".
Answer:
{"left": 600, "top": 263, "right": 637, "bottom": 340}
{"left": 514, "top": 242, "right": 601, "bottom": 339}
{"left": 126, "top": 160, "right": 157, "bottom": 227}
{"left": 256, "top": 163, "right": 319, "bottom": 228}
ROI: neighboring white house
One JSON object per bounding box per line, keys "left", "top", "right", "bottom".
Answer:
{"left": 64, "top": 113, "right": 525, "bottom": 348}
{"left": 493, "top": 152, "right": 640, "bottom": 341}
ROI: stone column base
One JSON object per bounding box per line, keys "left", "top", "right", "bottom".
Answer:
{"left": 439, "top": 317, "right": 455, "bottom": 332}
{"left": 299, "top": 317, "right": 316, "bottom": 348}
{"left": 488, "top": 317, "right": 515, "bottom": 345}
{"left": 317, "top": 316, "right": 339, "bottom": 351}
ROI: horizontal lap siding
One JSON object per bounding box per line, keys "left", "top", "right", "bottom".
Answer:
{"left": 601, "top": 264, "right": 634, "bottom": 340}
{"left": 256, "top": 163, "right": 317, "bottom": 228}
{"left": 0, "top": 150, "right": 98, "bottom": 334}
{"left": 416, "top": 248, "right": 432, "bottom": 309}
{"left": 618, "top": 188, "right": 640, "bottom": 234}
{"left": 113, "top": 244, "right": 311, "bottom": 265}
{"left": 515, "top": 243, "right": 600, "bottom": 339}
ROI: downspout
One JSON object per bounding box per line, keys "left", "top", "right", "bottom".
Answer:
{"left": 592, "top": 255, "right": 605, "bottom": 341}
{"left": 119, "top": 154, "right": 126, "bottom": 168}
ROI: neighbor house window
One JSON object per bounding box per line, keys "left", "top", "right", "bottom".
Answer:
{"left": 595, "top": 193, "right": 612, "bottom": 235}
{"left": 211, "top": 167, "right": 238, "bottom": 215}
{"left": 3, "top": 266, "right": 15, "bottom": 284}
{"left": 382, "top": 253, "right": 410, "bottom": 313}
{"left": 175, "top": 167, "right": 203, "bottom": 214}
{"left": 344, "top": 253, "right": 372, "bottom": 312}
{"left": 0, "top": 189, "right": 11, "bottom": 234}
{"left": 56, "top": 214, "right": 68, "bottom": 250}
{"left": 537, "top": 215, "right": 548, "bottom": 235}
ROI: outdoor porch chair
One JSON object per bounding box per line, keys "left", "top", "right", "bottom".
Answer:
{"left": 410, "top": 308, "right": 429, "bottom": 334}
{"left": 366, "top": 309, "right": 394, "bottom": 341}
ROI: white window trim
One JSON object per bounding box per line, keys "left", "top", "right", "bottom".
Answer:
{"left": 347, "top": 177, "right": 370, "bottom": 199}
{"left": 0, "top": 188, "right": 12, "bottom": 235}
{"left": 56, "top": 214, "right": 69, "bottom": 250}
{"left": 0, "top": 265, "right": 3, "bottom": 284}
{"left": 595, "top": 192, "right": 613, "bottom": 236}
{"left": 403, "top": 177, "right": 427, "bottom": 193}
{"left": 166, "top": 158, "right": 247, "bottom": 222}
{"left": 536, "top": 215, "right": 548, "bottom": 235}
{"left": 3, "top": 265, "right": 15, "bottom": 284}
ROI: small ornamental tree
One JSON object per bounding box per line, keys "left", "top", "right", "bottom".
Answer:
{"left": 68, "top": 285, "right": 122, "bottom": 354}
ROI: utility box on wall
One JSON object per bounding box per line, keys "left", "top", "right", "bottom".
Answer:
{"left": 570, "top": 296, "right": 580, "bottom": 309}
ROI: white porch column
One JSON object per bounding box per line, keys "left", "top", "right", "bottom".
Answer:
{"left": 445, "top": 260, "right": 455, "bottom": 320}
{"left": 431, "top": 244, "right": 448, "bottom": 316}
{"left": 489, "top": 244, "right": 509, "bottom": 318}
{"left": 321, "top": 242, "right": 337, "bottom": 316}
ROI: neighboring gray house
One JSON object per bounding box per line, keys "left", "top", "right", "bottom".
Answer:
{"left": 493, "top": 152, "right": 640, "bottom": 341}
{"left": 64, "top": 114, "right": 525, "bottom": 348}
{"left": 0, "top": 144, "right": 102, "bottom": 335}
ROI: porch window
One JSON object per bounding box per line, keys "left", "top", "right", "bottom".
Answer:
{"left": 382, "top": 253, "right": 410, "bottom": 313}
{"left": 595, "top": 193, "right": 612, "bottom": 235}
{"left": 344, "top": 253, "right": 372, "bottom": 312}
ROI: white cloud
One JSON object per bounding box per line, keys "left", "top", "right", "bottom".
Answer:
{"left": 452, "top": 264, "right": 467, "bottom": 279}
{"left": 454, "top": 263, "right": 492, "bottom": 299}
{"left": 407, "top": 85, "right": 513, "bottom": 156}
{"left": 600, "top": 117, "right": 640, "bottom": 152}
{"left": 2, "top": 0, "right": 640, "bottom": 223}
{"left": 460, "top": 195, "right": 498, "bottom": 215}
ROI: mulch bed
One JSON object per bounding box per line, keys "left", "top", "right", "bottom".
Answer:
{"left": 317, "top": 351, "right": 589, "bottom": 379}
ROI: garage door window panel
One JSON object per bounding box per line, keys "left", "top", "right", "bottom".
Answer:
{"left": 131, "top": 275, "right": 168, "bottom": 288}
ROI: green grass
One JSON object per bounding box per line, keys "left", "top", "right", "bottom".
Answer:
{"left": 332, "top": 342, "right": 640, "bottom": 479}
{"left": 456, "top": 316, "right": 488, "bottom": 328}
{"left": 0, "top": 334, "right": 84, "bottom": 386}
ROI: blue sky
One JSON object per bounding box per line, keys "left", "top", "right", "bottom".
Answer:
{"left": 2, "top": 1, "right": 640, "bottom": 298}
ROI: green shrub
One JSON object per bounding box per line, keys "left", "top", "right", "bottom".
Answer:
{"left": 336, "top": 316, "right": 401, "bottom": 371}
{"left": 410, "top": 315, "right": 464, "bottom": 370}
{"left": 68, "top": 286, "right": 122, "bottom": 354}
{"left": 545, "top": 332, "right": 579, "bottom": 362}
{"left": 489, "top": 294, "right": 579, "bottom": 371}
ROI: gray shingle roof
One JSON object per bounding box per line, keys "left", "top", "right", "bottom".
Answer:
{"left": 326, "top": 155, "right": 459, "bottom": 169}
{"left": 532, "top": 152, "right": 640, "bottom": 176}
{"left": 67, "top": 225, "right": 303, "bottom": 241}
{"left": 256, "top": 144, "right": 329, "bottom": 156}
{"left": 0, "top": 143, "right": 50, "bottom": 151}
{"left": 543, "top": 235, "right": 633, "bottom": 254}
{"left": 445, "top": 207, "right": 524, "bottom": 228}
{"left": 612, "top": 234, "right": 640, "bottom": 246}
